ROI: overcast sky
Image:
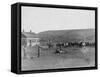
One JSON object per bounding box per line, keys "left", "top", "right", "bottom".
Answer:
{"left": 21, "top": 6, "right": 95, "bottom": 33}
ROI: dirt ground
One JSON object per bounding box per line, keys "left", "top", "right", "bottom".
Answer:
{"left": 21, "top": 46, "right": 95, "bottom": 71}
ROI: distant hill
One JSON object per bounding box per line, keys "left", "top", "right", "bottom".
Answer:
{"left": 22, "top": 29, "right": 95, "bottom": 43}
{"left": 37, "top": 29, "right": 95, "bottom": 42}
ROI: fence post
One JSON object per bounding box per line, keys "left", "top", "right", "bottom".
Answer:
{"left": 37, "top": 45, "right": 40, "bottom": 58}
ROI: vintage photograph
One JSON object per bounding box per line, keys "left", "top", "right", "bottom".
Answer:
{"left": 21, "top": 6, "right": 95, "bottom": 71}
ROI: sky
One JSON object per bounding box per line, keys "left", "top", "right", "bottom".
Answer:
{"left": 21, "top": 6, "right": 95, "bottom": 33}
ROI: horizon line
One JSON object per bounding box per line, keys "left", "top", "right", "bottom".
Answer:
{"left": 21, "top": 28, "right": 95, "bottom": 34}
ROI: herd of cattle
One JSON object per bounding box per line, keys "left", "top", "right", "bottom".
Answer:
{"left": 42, "top": 41, "right": 94, "bottom": 54}
{"left": 46, "top": 41, "right": 95, "bottom": 54}
{"left": 47, "top": 41, "right": 95, "bottom": 48}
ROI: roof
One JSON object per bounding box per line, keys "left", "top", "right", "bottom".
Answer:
{"left": 22, "top": 32, "right": 38, "bottom": 38}
{"left": 22, "top": 34, "right": 27, "bottom": 38}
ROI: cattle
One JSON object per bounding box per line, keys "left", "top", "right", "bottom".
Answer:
{"left": 48, "top": 41, "right": 95, "bottom": 50}
{"left": 55, "top": 41, "right": 89, "bottom": 48}
{"left": 54, "top": 41, "right": 95, "bottom": 54}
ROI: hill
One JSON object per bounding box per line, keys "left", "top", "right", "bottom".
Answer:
{"left": 37, "top": 29, "right": 95, "bottom": 42}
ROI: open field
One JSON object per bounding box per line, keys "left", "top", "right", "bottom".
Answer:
{"left": 21, "top": 46, "right": 95, "bottom": 71}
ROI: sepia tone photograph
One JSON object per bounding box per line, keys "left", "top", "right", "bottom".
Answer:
{"left": 21, "top": 6, "right": 95, "bottom": 71}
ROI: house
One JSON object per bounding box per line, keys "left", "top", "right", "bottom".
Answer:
{"left": 21, "top": 32, "right": 40, "bottom": 46}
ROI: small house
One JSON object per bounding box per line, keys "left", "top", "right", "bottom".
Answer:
{"left": 21, "top": 32, "right": 40, "bottom": 46}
